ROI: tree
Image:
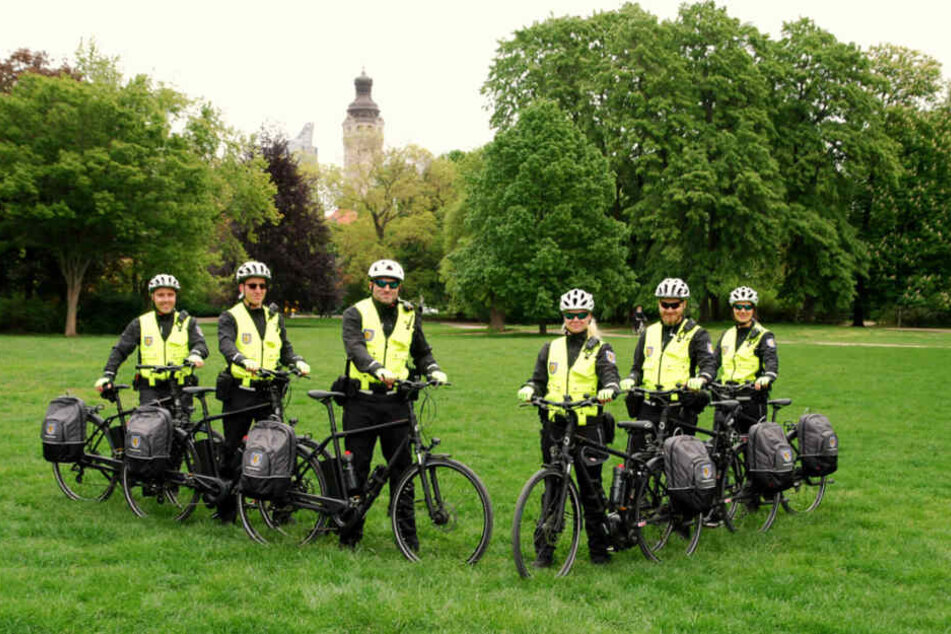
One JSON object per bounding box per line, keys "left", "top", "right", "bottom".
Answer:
{"left": 445, "top": 101, "right": 635, "bottom": 331}
{"left": 241, "top": 132, "right": 338, "bottom": 314}
{"left": 0, "top": 48, "right": 80, "bottom": 93}
{"left": 0, "top": 46, "right": 273, "bottom": 335}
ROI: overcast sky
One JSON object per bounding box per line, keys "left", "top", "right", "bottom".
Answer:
{"left": 3, "top": 1, "right": 949, "bottom": 166}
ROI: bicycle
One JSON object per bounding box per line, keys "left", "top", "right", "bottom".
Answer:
{"left": 707, "top": 382, "right": 794, "bottom": 532}
{"left": 120, "top": 363, "right": 291, "bottom": 522}
{"left": 238, "top": 379, "right": 494, "bottom": 565}
{"left": 50, "top": 384, "right": 133, "bottom": 501}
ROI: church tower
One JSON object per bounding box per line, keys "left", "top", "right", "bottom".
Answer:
{"left": 342, "top": 70, "right": 384, "bottom": 177}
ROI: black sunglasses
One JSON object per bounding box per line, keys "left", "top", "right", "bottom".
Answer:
{"left": 563, "top": 311, "right": 590, "bottom": 321}
{"left": 733, "top": 303, "right": 754, "bottom": 311}
{"left": 245, "top": 283, "right": 267, "bottom": 290}
{"left": 660, "top": 301, "right": 682, "bottom": 310}
{"left": 373, "top": 279, "right": 401, "bottom": 289}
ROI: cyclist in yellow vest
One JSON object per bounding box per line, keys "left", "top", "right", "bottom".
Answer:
{"left": 94, "top": 274, "right": 207, "bottom": 406}
{"left": 714, "top": 286, "right": 778, "bottom": 432}
{"left": 214, "top": 260, "right": 311, "bottom": 523}
{"left": 619, "top": 278, "right": 716, "bottom": 435}
{"left": 338, "top": 259, "right": 447, "bottom": 549}
{"left": 517, "top": 289, "right": 620, "bottom": 565}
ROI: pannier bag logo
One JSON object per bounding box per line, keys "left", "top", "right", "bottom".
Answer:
{"left": 250, "top": 452, "right": 262, "bottom": 466}
{"left": 130, "top": 435, "right": 141, "bottom": 449}
{"left": 46, "top": 423, "right": 56, "bottom": 436}
{"left": 781, "top": 448, "right": 792, "bottom": 463}
{"left": 242, "top": 333, "right": 252, "bottom": 345}
{"left": 701, "top": 464, "right": 712, "bottom": 480}
{"left": 363, "top": 329, "right": 375, "bottom": 342}
{"left": 829, "top": 435, "right": 838, "bottom": 449}
{"left": 144, "top": 336, "right": 154, "bottom": 347}
{"left": 548, "top": 362, "right": 558, "bottom": 375}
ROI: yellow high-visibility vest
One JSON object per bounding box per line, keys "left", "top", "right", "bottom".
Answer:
{"left": 347, "top": 298, "right": 415, "bottom": 389}
{"left": 719, "top": 323, "right": 770, "bottom": 383}
{"left": 138, "top": 311, "right": 192, "bottom": 385}
{"left": 544, "top": 336, "right": 601, "bottom": 426}
{"left": 641, "top": 320, "right": 699, "bottom": 391}
{"left": 229, "top": 302, "right": 281, "bottom": 386}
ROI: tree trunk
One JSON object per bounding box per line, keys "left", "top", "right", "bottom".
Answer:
{"left": 489, "top": 302, "right": 505, "bottom": 332}
{"left": 538, "top": 322, "right": 547, "bottom": 335}
{"left": 851, "top": 276, "right": 867, "bottom": 327}
{"left": 58, "top": 253, "right": 91, "bottom": 337}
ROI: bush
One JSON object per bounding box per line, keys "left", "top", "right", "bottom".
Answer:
{"left": 0, "top": 294, "right": 64, "bottom": 333}
{"left": 78, "top": 292, "right": 146, "bottom": 334}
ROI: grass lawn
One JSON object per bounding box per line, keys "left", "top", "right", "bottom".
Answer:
{"left": 1, "top": 319, "right": 948, "bottom": 633}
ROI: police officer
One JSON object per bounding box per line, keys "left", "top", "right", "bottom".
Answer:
{"left": 338, "top": 259, "right": 447, "bottom": 548}
{"left": 517, "top": 289, "right": 620, "bottom": 565}
{"left": 714, "top": 286, "right": 778, "bottom": 432}
{"left": 94, "top": 274, "right": 207, "bottom": 406}
{"left": 619, "top": 278, "right": 716, "bottom": 435}
{"left": 215, "top": 260, "right": 311, "bottom": 523}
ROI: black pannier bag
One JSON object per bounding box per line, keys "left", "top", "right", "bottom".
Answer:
{"left": 41, "top": 396, "right": 87, "bottom": 462}
{"left": 241, "top": 417, "right": 296, "bottom": 500}
{"left": 747, "top": 421, "right": 794, "bottom": 492}
{"left": 797, "top": 413, "right": 838, "bottom": 477}
{"left": 663, "top": 435, "right": 717, "bottom": 514}
{"left": 124, "top": 406, "right": 175, "bottom": 480}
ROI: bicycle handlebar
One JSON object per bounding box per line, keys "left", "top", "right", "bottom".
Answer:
{"left": 527, "top": 394, "right": 599, "bottom": 411}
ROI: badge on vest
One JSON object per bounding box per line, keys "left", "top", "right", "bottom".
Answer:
{"left": 548, "top": 361, "right": 558, "bottom": 375}
{"left": 242, "top": 333, "right": 252, "bottom": 345}
{"left": 144, "top": 336, "right": 154, "bottom": 347}
{"left": 646, "top": 346, "right": 654, "bottom": 358}
{"left": 363, "top": 329, "right": 375, "bottom": 342}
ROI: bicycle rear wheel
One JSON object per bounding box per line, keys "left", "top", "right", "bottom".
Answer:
{"left": 781, "top": 433, "right": 828, "bottom": 514}
{"left": 512, "top": 468, "right": 581, "bottom": 579}
{"left": 633, "top": 461, "right": 704, "bottom": 561}
{"left": 391, "top": 457, "right": 493, "bottom": 564}
{"left": 238, "top": 449, "right": 329, "bottom": 545}
{"left": 724, "top": 451, "right": 781, "bottom": 532}
{"left": 53, "top": 417, "right": 120, "bottom": 501}
{"left": 121, "top": 437, "right": 200, "bottom": 521}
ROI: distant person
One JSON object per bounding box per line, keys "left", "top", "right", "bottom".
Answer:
{"left": 338, "top": 259, "right": 448, "bottom": 549}
{"left": 714, "top": 286, "right": 778, "bottom": 432}
{"left": 94, "top": 274, "right": 207, "bottom": 406}
{"left": 619, "top": 278, "right": 716, "bottom": 435}
{"left": 517, "top": 288, "right": 620, "bottom": 565}
{"left": 631, "top": 304, "right": 647, "bottom": 334}
{"left": 214, "top": 260, "right": 311, "bottom": 523}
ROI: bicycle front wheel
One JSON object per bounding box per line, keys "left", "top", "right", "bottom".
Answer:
{"left": 512, "top": 468, "right": 581, "bottom": 579}
{"left": 121, "top": 437, "right": 200, "bottom": 521}
{"left": 53, "top": 418, "right": 120, "bottom": 501}
{"left": 781, "top": 473, "right": 827, "bottom": 514}
{"left": 239, "top": 449, "right": 329, "bottom": 546}
{"left": 633, "top": 461, "right": 702, "bottom": 561}
{"left": 391, "top": 457, "right": 493, "bottom": 564}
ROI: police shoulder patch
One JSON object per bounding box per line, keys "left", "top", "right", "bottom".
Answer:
{"left": 605, "top": 350, "right": 616, "bottom": 364}
{"left": 766, "top": 337, "right": 776, "bottom": 348}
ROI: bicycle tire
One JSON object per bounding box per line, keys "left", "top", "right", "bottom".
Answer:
{"left": 723, "top": 453, "right": 781, "bottom": 532}
{"left": 512, "top": 468, "right": 582, "bottom": 579}
{"left": 121, "top": 436, "right": 200, "bottom": 521}
{"left": 391, "top": 457, "right": 493, "bottom": 564}
{"left": 53, "top": 414, "right": 120, "bottom": 502}
{"left": 238, "top": 448, "right": 330, "bottom": 546}
{"left": 633, "top": 461, "right": 702, "bottom": 560}
{"left": 781, "top": 431, "right": 828, "bottom": 514}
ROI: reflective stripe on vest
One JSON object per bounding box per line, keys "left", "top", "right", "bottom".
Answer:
{"left": 347, "top": 298, "right": 415, "bottom": 390}
{"left": 719, "top": 324, "right": 769, "bottom": 383}
{"left": 641, "top": 320, "right": 699, "bottom": 391}
{"left": 544, "top": 336, "right": 601, "bottom": 426}
{"left": 139, "top": 311, "right": 191, "bottom": 385}
{"left": 229, "top": 303, "right": 282, "bottom": 386}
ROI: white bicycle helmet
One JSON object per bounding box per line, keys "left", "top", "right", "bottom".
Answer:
{"left": 368, "top": 259, "right": 404, "bottom": 281}
{"left": 729, "top": 286, "right": 758, "bottom": 306}
{"left": 147, "top": 274, "right": 180, "bottom": 292}
{"left": 560, "top": 288, "right": 595, "bottom": 312}
{"left": 655, "top": 277, "right": 690, "bottom": 299}
{"left": 235, "top": 261, "right": 272, "bottom": 283}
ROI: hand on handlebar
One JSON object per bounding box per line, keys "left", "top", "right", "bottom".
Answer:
{"left": 94, "top": 376, "right": 112, "bottom": 393}
{"left": 242, "top": 358, "right": 260, "bottom": 374}
{"left": 375, "top": 367, "right": 397, "bottom": 388}
{"left": 754, "top": 376, "right": 772, "bottom": 390}
{"left": 686, "top": 377, "right": 706, "bottom": 392}
{"left": 517, "top": 386, "right": 534, "bottom": 402}
{"left": 186, "top": 354, "right": 204, "bottom": 368}
{"left": 596, "top": 388, "right": 616, "bottom": 403}
{"left": 619, "top": 377, "right": 635, "bottom": 392}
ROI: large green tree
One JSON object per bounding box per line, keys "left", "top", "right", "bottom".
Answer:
{"left": 445, "top": 101, "right": 635, "bottom": 331}
{"left": 0, "top": 47, "right": 273, "bottom": 334}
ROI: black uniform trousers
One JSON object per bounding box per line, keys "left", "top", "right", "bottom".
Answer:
{"left": 338, "top": 394, "right": 416, "bottom": 546}
{"left": 538, "top": 418, "right": 610, "bottom": 557}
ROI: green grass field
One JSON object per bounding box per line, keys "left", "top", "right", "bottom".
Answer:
{"left": 1, "top": 320, "right": 949, "bottom": 633}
